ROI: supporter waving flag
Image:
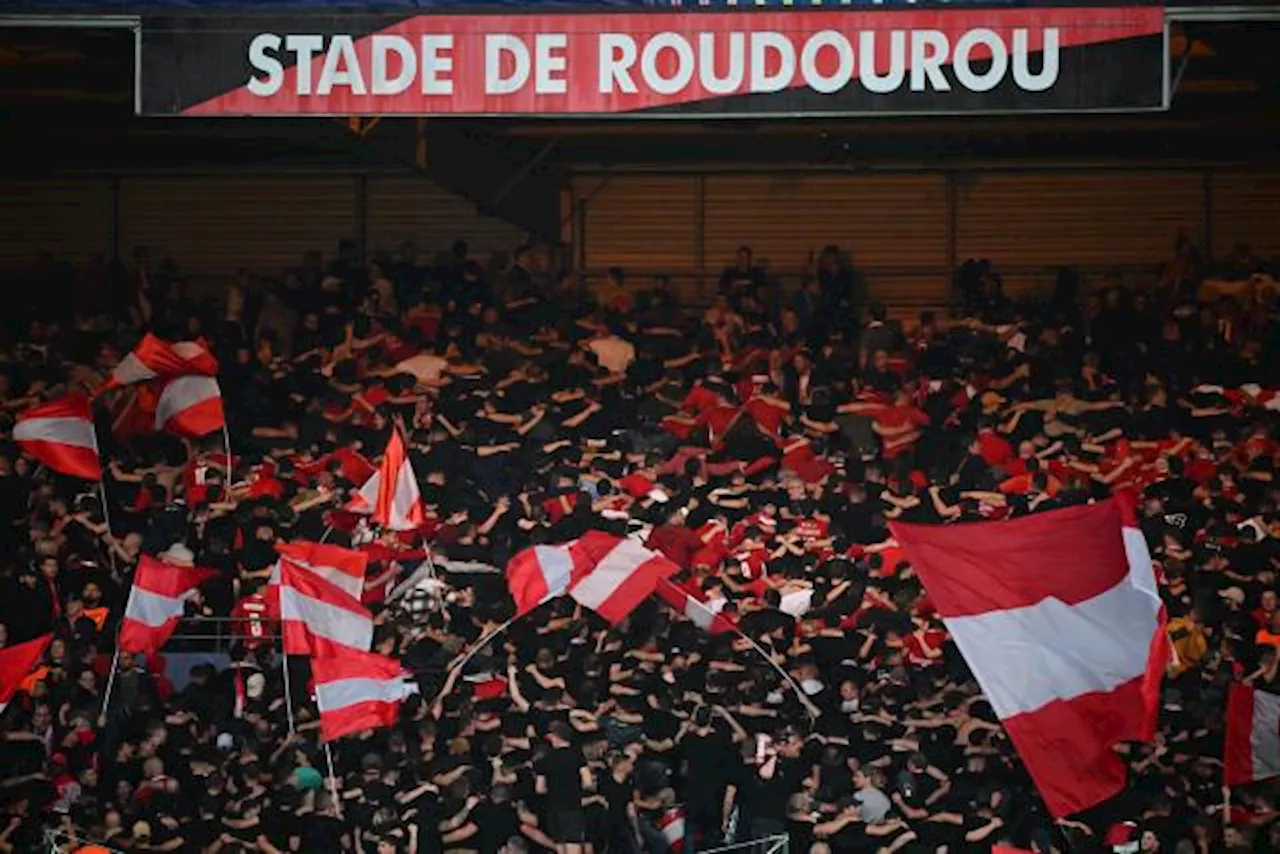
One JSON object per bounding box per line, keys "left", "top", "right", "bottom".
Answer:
{"left": 119, "top": 556, "right": 217, "bottom": 655}
{"left": 99, "top": 333, "right": 218, "bottom": 392}
{"left": 13, "top": 395, "right": 101, "bottom": 480}
{"left": 0, "top": 634, "right": 53, "bottom": 717}
{"left": 312, "top": 648, "right": 418, "bottom": 742}
{"left": 891, "top": 495, "right": 1167, "bottom": 817}
{"left": 506, "top": 532, "right": 679, "bottom": 624}
{"left": 1225, "top": 682, "right": 1280, "bottom": 785}
{"left": 347, "top": 428, "right": 426, "bottom": 531}
{"left": 278, "top": 558, "right": 373, "bottom": 657}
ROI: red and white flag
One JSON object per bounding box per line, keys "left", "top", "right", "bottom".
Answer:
{"left": 656, "top": 579, "right": 734, "bottom": 634}
{"left": 1225, "top": 682, "right": 1280, "bottom": 786}
{"left": 506, "top": 532, "right": 679, "bottom": 625}
{"left": 0, "top": 634, "right": 52, "bottom": 716}
{"left": 657, "top": 807, "right": 686, "bottom": 854}
{"left": 119, "top": 556, "right": 218, "bottom": 654}
{"left": 155, "top": 376, "right": 225, "bottom": 438}
{"left": 274, "top": 541, "right": 368, "bottom": 602}
{"left": 347, "top": 429, "right": 426, "bottom": 531}
{"left": 506, "top": 544, "right": 592, "bottom": 616}
{"left": 101, "top": 334, "right": 218, "bottom": 392}
{"left": 278, "top": 558, "right": 373, "bottom": 657}
{"left": 891, "top": 496, "right": 1166, "bottom": 817}
{"left": 13, "top": 396, "right": 101, "bottom": 480}
{"left": 312, "top": 648, "right": 418, "bottom": 742}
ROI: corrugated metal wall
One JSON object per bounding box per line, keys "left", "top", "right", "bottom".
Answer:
{"left": 0, "top": 179, "right": 114, "bottom": 270}
{"left": 954, "top": 171, "right": 1205, "bottom": 296}
{"left": 576, "top": 176, "right": 700, "bottom": 274}
{"left": 0, "top": 173, "right": 529, "bottom": 277}
{"left": 572, "top": 168, "right": 1279, "bottom": 306}
{"left": 702, "top": 174, "right": 949, "bottom": 305}
{"left": 365, "top": 176, "right": 528, "bottom": 263}
{"left": 118, "top": 177, "right": 360, "bottom": 275}
{"left": 1211, "top": 172, "right": 1280, "bottom": 258}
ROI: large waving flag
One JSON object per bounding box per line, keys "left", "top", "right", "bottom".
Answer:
{"left": 13, "top": 396, "right": 101, "bottom": 480}
{"left": 275, "top": 541, "right": 368, "bottom": 602}
{"left": 278, "top": 559, "right": 373, "bottom": 657}
{"left": 1225, "top": 683, "right": 1280, "bottom": 786}
{"left": 891, "top": 496, "right": 1166, "bottom": 817}
{"left": 101, "top": 334, "right": 218, "bottom": 392}
{"left": 312, "top": 648, "right": 418, "bottom": 742}
{"left": 506, "top": 532, "right": 679, "bottom": 625}
{"left": 155, "top": 376, "right": 225, "bottom": 438}
{"left": 347, "top": 429, "right": 426, "bottom": 531}
{"left": 119, "top": 556, "right": 218, "bottom": 654}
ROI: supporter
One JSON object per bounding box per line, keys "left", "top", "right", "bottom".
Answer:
{"left": 1, "top": 236, "right": 1279, "bottom": 854}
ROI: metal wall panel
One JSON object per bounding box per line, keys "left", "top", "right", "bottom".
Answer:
{"left": 1210, "top": 172, "right": 1280, "bottom": 259}
{"left": 0, "top": 179, "right": 114, "bottom": 269}
{"left": 703, "top": 173, "right": 950, "bottom": 307}
{"left": 365, "top": 176, "right": 529, "bottom": 266}
{"left": 117, "top": 176, "right": 359, "bottom": 275}
{"left": 954, "top": 171, "right": 1205, "bottom": 296}
{"left": 573, "top": 175, "right": 700, "bottom": 274}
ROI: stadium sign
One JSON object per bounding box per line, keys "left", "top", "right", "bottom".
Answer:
{"left": 138, "top": 7, "right": 1166, "bottom": 116}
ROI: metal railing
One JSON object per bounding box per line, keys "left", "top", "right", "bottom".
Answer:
{"left": 700, "top": 834, "right": 790, "bottom": 854}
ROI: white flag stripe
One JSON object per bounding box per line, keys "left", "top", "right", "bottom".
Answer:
{"left": 945, "top": 562, "right": 1161, "bottom": 719}
{"left": 316, "top": 676, "right": 417, "bottom": 712}
{"left": 389, "top": 459, "right": 422, "bottom": 530}
{"left": 113, "top": 352, "right": 158, "bottom": 385}
{"left": 569, "top": 538, "right": 655, "bottom": 611}
{"left": 355, "top": 472, "right": 379, "bottom": 512}
{"left": 536, "top": 545, "right": 574, "bottom": 603}
{"left": 124, "top": 586, "right": 185, "bottom": 628}
{"left": 279, "top": 586, "right": 373, "bottom": 650}
{"left": 156, "top": 376, "right": 221, "bottom": 429}
{"left": 1251, "top": 688, "right": 1280, "bottom": 781}
{"left": 271, "top": 559, "right": 362, "bottom": 601}
{"left": 13, "top": 416, "right": 99, "bottom": 452}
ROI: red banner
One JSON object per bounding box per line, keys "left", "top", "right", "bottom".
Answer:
{"left": 140, "top": 8, "right": 1166, "bottom": 117}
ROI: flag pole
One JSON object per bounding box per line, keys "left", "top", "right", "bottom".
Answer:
{"left": 448, "top": 615, "right": 519, "bottom": 675}
{"left": 732, "top": 627, "right": 820, "bottom": 725}
{"left": 1222, "top": 785, "right": 1231, "bottom": 831}
{"left": 98, "top": 645, "right": 121, "bottom": 726}
{"left": 96, "top": 478, "right": 118, "bottom": 572}
{"left": 323, "top": 741, "right": 343, "bottom": 819}
{"left": 221, "top": 424, "right": 234, "bottom": 485}
{"left": 280, "top": 646, "right": 297, "bottom": 735}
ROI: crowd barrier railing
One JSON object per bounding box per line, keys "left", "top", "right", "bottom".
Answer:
{"left": 699, "top": 833, "right": 791, "bottom": 854}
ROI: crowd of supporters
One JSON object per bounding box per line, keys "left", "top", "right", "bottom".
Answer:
{"left": 0, "top": 237, "right": 1278, "bottom": 854}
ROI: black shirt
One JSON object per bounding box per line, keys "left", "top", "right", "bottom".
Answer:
{"left": 536, "top": 745, "right": 584, "bottom": 812}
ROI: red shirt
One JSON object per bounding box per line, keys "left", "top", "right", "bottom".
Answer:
{"left": 976, "top": 430, "right": 1015, "bottom": 467}
{"left": 647, "top": 525, "right": 704, "bottom": 570}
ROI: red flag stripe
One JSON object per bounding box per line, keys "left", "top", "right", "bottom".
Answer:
{"left": 1225, "top": 683, "right": 1280, "bottom": 785}
{"left": 278, "top": 559, "right": 373, "bottom": 655}
{"left": 156, "top": 376, "right": 225, "bottom": 437}
{"left": 0, "top": 634, "right": 53, "bottom": 712}
{"left": 891, "top": 499, "right": 1131, "bottom": 616}
{"left": 14, "top": 396, "right": 101, "bottom": 480}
